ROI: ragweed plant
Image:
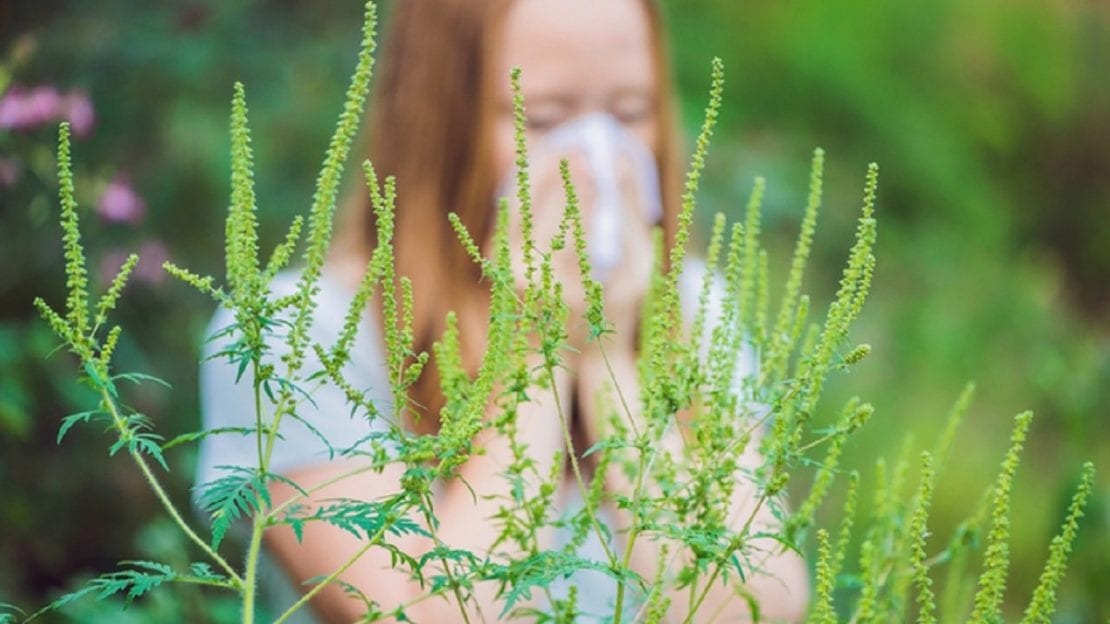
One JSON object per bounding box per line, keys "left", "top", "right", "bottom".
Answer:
{"left": 22, "top": 2, "right": 1095, "bottom": 622}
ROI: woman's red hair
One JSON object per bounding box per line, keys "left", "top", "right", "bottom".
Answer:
{"left": 333, "top": 0, "right": 683, "bottom": 434}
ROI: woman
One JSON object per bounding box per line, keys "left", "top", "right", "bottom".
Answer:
{"left": 197, "top": 0, "right": 809, "bottom": 621}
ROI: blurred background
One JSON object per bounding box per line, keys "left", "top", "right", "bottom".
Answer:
{"left": 1, "top": 0, "right": 1106, "bottom": 621}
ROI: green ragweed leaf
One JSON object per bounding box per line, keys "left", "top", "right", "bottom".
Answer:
{"left": 196, "top": 466, "right": 271, "bottom": 549}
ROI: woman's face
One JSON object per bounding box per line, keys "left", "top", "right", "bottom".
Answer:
{"left": 491, "top": 0, "right": 659, "bottom": 179}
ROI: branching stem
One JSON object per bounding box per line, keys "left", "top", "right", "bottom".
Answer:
{"left": 98, "top": 383, "right": 242, "bottom": 586}
{"left": 271, "top": 515, "right": 398, "bottom": 624}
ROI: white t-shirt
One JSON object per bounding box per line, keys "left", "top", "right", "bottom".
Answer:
{"left": 195, "top": 259, "right": 753, "bottom": 621}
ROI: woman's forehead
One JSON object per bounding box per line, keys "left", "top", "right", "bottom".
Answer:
{"left": 495, "top": 0, "right": 656, "bottom": 102}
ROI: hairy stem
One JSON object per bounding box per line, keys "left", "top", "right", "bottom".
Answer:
{"left": 265, "top": 458, "right": 390, "bottom": 522}
{"left": 597, "top": 341, "right": 648, "bottom": 624}
{"left": 682, "top": 494, "right": 769, "bottom": 624}
{"left": 241, "top": 516, "right": 265, "bottom": 624}
{"left": 271, "top": 517, "right": 396, "bottom": 624}
{"left": 548, "top": 359, "right": 618, "bottom": 567}
{"left": 253, "top": 359, "right": 265, "bottom": 471}
{"left": 100, "top": 384, "right": 242, "bottom": 586}
{"left": 419, "top": 492, "right": 476, "bottom": 624}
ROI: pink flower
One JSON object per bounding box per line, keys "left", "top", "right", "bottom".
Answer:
{"left": 97, "top": 175, "right": 147, "bottom": 225}
{"left": 61, "top": 90, "right": 95, "bottom": 137}
{"left": 0, "top": 85, "right": 62, "bottom": 130}
{"left": 0, "top": 84, "right": 95, "bottom": 135}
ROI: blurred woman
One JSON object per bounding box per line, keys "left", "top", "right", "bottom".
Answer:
{"left": 197, "top": 0, "right": 808, "bottom": 621}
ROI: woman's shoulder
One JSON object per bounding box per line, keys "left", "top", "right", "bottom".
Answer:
{"left": 195, "top": 266, "right": 393, "bottom": 488}
{"left": 201, "top": 266, "right": 372, "bottom": 354}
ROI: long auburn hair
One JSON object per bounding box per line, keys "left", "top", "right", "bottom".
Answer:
{"left": 332, "top": 0, "right": 683, "bottom": 434}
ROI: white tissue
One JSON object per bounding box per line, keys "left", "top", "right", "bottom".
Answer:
{"left": 497, "top": 112, "right": 662, "bottom": 282}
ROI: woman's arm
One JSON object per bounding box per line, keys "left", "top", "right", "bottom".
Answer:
{"left": 263, "top": 363, "right": 572, "bottom": 623}
{"left": 576, "top": 343, "right": 809, "bottom": 623}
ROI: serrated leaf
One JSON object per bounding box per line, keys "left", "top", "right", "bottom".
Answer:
{"left": 486, "top": 551, "right": 624, "bottom": 618}
{"left": 57, "top": 410, "right": 100, "bottom": 444}
{"left": 266, "top": 471, "right": 308, "bottom": 497}
{"left": 582, "top": 437, "right": 636, "bottom": 458}
{"left": 0, "top": 603, "right": 24, "bottom": 624}
{"left": 187, "top": 562, "right": 222, "bottom": 581}
{"left": 27, "top": 561, "right": 177, "bottom": 620}
{"left": 111, "top": 372, "right": 172, "bottom": 390}
{"left": 270, "top": 375, "right": 318, "bottom": 409}
{"left": 288, "top": 515, "right": 305, "bottom": 543}
{"left": 285, "top": 409, "right": 333, "bottom": 458}
{"left": 130, "top": 432, "right": 169, "bottom": 470}
{"left": 312, "top": 498, "right": 427, "bottom": 540}
{"left": 196, "top": 466, "right": 268, "bottom": 549}
{"left": 161, "top": 426, "right": 280, "bottom": 451}
{"left": 235, "top": 355, "right": 250, "bottom": 384}
{"left": 203, "top": 321, "right": 239, "bottom": 344}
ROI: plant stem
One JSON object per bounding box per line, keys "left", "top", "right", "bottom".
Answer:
{"left": 253, "top": 359, "right": 265, "bottom": 471}
{"left": 241, "top": 514, "right": 265, "bottom": 624}
{"left": 597, "top": 341, "right": 641, "bottom": 438}
{"left": 99, "top": 383, "right": 243, "bottom": 586}
{"left": 419, "top": 492, "right": 476, "bottom": 624}
{"left": 611, "top": 419, "right": 648, "bottom": 624}
{"left": 547, "top": 360, "right": 618, "bottom": 567}
{"left": 242, "top": 353, "right": 274, "bottom": 624}
{"left": 271, "top": 512, "right": 400, "bottom": 624}
{"left": 173, "top": 575, "right": 240, "bottom": 590}
{"left": 595, "top": 341, "right": 654, "bottom": 624}
{"left": 682, "top": 494, "right": 769, "bottom": 624}
{"left": 266, "top": 458, "right": 388, "bottom": 521}
{"left": 375, "top": 584, "right": 458, "bottom": 621}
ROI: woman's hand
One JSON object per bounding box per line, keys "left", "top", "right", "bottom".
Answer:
{"left": 575, "top": 342, "right": 809, "bottom": 623}
{"left": 505, "top": 149, "right": 656, "bottom": 354}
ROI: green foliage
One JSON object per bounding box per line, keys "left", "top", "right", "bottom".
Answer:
{"left": 0, "top": 604, "right": 24, "bottom": 624}
{"left": 811, "top": 529, "right": 838, "bottom": 623}
{"left": 970, "top": 412, "right": 1034, "bottom": 623}
{"left": 3, "top": 4, "right": 1105, "bottom": 615}
{"left": 910, "top": 452, "right": 938, "bottom": 624}
{"left": 28, "top": 560, "right": 235, "bottom": 621}
{"left": 196, "top": 466, "right": 270, "bottom": 550}
{"left": 1021, "top": 462, "right": 1096, "bottom": 624}
{"left": 19, "top": 3, "right": 1097, "bottom": 623}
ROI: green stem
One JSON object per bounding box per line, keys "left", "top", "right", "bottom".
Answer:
{"left": 270, "top": 519, "right": 394, "bottom": 624}
{"left": 241, "top": 515, "right": 265, "bottom": 624}
{"left": 596, "top": 341, "right": 653, "bottom": 624}
{"left": 253, "top": 359, "right": 265, "bottom": 471}
{"left": 419, "top": 492, "right": 475, "bottom": 624}
{"left": 682, "top": 494, "right": 769, "bottom": 624}
{"left": 99, "top": 383, "right": 242, "bottom": 586}
{"left": 504, "top": 411, "right": 558, "bottom": 611}
{"left": 688, "top": 576, "right": 700, "bottom": 620}
{"left": 597, "top": 341, "right": 641, "bottom": 438}
{"left": 373, "top": 584, "right": 458, "bottom": 621}
{"left": 242, "top": 354, "right": 273, "bottom": 624}
{"left": 547, "top": 360, "right": 618, "bottom": 567}
{"left": 173, "top": 575, "right": 240, "bottom": 590}
{"left": 261, "top": 391, "right": 291, "bottom": 471}
{"left": 611, "top": 416, "right": 649, "bottom": 624}
{"left": 266, "top": 458, "right": 388, "bottom": 522}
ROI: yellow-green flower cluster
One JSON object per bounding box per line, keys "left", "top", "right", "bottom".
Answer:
{"left": 1020, "top": 461, "right": 1095, "bottom": 623}
{"left": 969, "top": 411, "right": 1033, "bottom": 623}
